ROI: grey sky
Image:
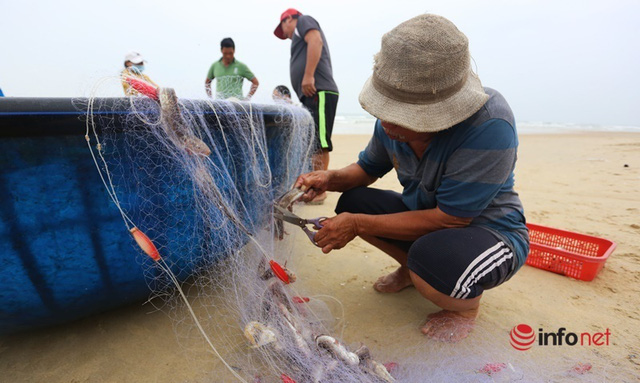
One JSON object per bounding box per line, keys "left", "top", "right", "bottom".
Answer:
{"left": 1, "top": 0, "right": 639, "bottom": 125}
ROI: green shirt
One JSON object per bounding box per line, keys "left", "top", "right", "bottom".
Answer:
{"left": 206, "top": 59, "right": 255, "bottom": 99}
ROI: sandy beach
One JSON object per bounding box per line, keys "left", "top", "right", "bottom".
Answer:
{"left": 1, "top": 131, "right": 639, "bottom": 382}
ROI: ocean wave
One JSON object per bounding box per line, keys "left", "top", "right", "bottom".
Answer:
{"left": 516, "top": 121, "right": 640, "bottom": 134}
{"left": 332, "top": 116, "right": 640, "bottom": 135}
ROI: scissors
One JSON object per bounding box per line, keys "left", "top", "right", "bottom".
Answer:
{"left": 273, "top": 205, "right": 327, "bottom": 244}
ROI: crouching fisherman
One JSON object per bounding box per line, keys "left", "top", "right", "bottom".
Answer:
{"left": 295, "top": 14, "right": 529, "bottom": 342}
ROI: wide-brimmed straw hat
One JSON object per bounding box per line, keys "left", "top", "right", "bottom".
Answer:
{"left": 359, "top": 14, "right": 489, "bottom": 132}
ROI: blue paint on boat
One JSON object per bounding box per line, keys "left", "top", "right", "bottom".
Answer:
{"left": 0, "top": 97, "right": 301, "bottom": 334}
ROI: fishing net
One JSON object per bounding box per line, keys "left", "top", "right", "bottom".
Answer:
{"left": 82, "top": 77, "right": 637, "bottom": 382}
{"left": 84, "top": 80, "right": 396, "bottom": 382}
{"left": 212, "top": 75, "right": 252, "bottom": 100}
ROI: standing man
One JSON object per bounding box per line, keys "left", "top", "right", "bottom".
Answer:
{"left": 294, "top": 14, "right": 529, "bottom": 342}
{"left": 275, "top": 9, "right": 339, "bottom": 204}
{"left": 205, "top": 38, "right": 259, "bottom": 100}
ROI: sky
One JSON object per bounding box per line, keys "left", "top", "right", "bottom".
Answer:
{"left": 1, "top": 0, "right": 639, "bottom": 126}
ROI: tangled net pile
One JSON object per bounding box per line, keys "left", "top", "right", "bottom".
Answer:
{"left": 82, "top": 77, "right": 636, "bottom": 382}
{"left": 84, "top": 82, "right": 396, "bottom": 383}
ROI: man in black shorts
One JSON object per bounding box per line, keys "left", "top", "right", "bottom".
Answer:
{"left": 274, "top": 8, "right": 339, "bottom": 204}
{"left": 294, "top": 15, "right": 529, "bottom": 342}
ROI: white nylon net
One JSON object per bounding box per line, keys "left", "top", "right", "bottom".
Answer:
{"left": 213, "top": 75, "right": 251, "bottom": 100}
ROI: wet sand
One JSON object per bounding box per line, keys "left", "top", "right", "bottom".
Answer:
{"left": 1, "top": 132, "right": 639, "bottom": 381}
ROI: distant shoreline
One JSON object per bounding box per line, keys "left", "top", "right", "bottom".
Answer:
{"left": 333, "top": 116, "right": 640, "bottom": 135}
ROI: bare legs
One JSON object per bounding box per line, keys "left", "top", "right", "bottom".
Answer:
{"left": 360, "top": 235, "right": 413, "bottom": 293}
{"left": 313, "top": 149, "right": 330, "bottom": 171}
{"left": 360, "top": 234, "right": 480, "bottom": 342}
{"left": 309, "top": 150, "right": 330, "bottom": 204}
{"left": 410, "top": 271, "right": 480, "bottom": 342}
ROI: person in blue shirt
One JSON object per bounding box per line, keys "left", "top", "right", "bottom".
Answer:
{"left": 295, "top": 14, "right": 529, "bottom": 342}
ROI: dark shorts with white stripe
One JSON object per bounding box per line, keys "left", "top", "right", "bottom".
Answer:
{"left": 335, "top": 187, "right": 518, "bottom": 299}
{"left": 301, "top": 90, "right": 339, "bottom": 152}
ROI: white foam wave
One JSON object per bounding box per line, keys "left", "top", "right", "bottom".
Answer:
{"left": 333, "top": 115, "right": 640, "bottom": 135}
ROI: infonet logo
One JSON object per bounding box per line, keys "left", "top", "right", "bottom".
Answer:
{"left": 510, "top": 324, "right": 536, "bottom": 350}
{"left": 510, "top": 324, "right": 611, "bottom": 351}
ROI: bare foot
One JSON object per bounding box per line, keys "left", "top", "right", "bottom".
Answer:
{"left": 373, "top": 267, "right": 413, "bottom": 293}
{"left": 306, "top": 192, "right": 327, "bottom": 205}
{"left": 420, "top": 309, "right": 478, "bottom": 342}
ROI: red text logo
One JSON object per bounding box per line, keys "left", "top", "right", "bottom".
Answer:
{"left": 510, "top": 324, "right": 611, "bottom": 351}
{"left": 510, "top": 324, "right": 536, "bottom": 351}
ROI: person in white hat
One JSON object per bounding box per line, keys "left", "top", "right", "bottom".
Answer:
{"left": 295, "top": 14, "right": 529, "bottom": 342}
{"left": 120, "top": 51, "right": 158, "bottom": 96}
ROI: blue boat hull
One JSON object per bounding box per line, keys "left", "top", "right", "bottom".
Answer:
{"left": 0, "top": 98, "right": 303, "bottom": 334}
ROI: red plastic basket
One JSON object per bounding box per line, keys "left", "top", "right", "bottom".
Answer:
{"left": 525, "top": 223, "right": 616, "bottom": 281}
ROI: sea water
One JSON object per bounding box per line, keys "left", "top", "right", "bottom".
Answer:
{"left": 332, "top": 115, "right": 640, "bottom": 135}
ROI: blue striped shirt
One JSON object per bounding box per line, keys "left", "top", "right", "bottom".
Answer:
{"left": 357, "top": 88, "right": 529, "bottom": 269}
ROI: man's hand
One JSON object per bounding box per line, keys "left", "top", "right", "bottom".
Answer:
{"left": 294, "top": 170, "right": 330, "bottom": 202}
{"left": 247, "top": 77, "right": 259, "bottom": 99}
{"left": 301, "top": 74, "right": 316, "bottom": 97}
{"left": 314, "top": 213, "right": 359, "bottom": 253}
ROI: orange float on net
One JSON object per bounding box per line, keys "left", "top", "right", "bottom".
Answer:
{"left": 125, "top": 77, "right": 159, "bottom": 101}
{"left": 384, "top": 362, "right": 399, "bottom": 374}
{"left": 292, "top": 296, "right": 309, "bottom": 304}
{"left": 130, "top": 227, "right": 161, "bottom": 261}
{"left": 280, "top": 373, "right": 296, "bottom": 383}
{"left": 269, "top": 260, "right": 290, "bottom": 284}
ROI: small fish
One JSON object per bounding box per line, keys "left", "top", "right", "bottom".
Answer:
{"left": 315, "top": 335, "right": 360, "bottom": 366}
